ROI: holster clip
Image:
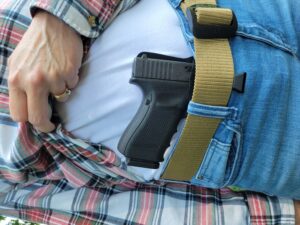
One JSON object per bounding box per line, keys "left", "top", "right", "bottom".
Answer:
{"left": 186, "top": 4, "right": 238, "bottom": 39}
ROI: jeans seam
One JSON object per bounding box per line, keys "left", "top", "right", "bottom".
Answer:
{"left": 188, "top": 102, "right": 239, "bottom": 120}
{"left": 196, "top": 140, "right": 216, "bottom": 180}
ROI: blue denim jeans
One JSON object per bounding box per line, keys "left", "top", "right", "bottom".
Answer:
{"left": 167, "top": 0, "right": 300, "bottom": 198}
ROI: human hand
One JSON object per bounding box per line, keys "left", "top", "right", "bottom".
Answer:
{"left": 8, "top": 11, "right": 83, "bottom": 132}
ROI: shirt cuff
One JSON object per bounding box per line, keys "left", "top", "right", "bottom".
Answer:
{"left": 29, "top": 0, "right": 120, "bottom": 38}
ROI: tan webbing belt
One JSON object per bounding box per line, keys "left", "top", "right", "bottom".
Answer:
{"left": 162, "top": 0, "right": 235, "bottom": 181}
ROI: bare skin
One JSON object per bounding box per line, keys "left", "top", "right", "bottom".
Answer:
{"left": 8, "top": 11, "right": 83, "bottom": 132}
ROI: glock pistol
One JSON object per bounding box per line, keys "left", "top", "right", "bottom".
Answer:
{"left": 118, "top": 52, "right": 195, "bottom": 169}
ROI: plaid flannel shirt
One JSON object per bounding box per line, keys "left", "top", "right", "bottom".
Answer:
{"left": 0, "top": 0, "right": 295, "bottom": 224}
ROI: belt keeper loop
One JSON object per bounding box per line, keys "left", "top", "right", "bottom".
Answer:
{"left": 186, "top": 5, "right": 238, "bottom": 39}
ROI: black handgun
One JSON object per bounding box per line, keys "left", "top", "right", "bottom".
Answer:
{"left": 118, "top": 52, "right": 195, "bottom": 169}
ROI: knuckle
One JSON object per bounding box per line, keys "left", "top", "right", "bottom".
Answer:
{"left": 66, "top": 63, "right": 78, "bottom": 77}
{"left": 28, "top": 71, "right": 46, "bottom": 86}
{"left": 47, "top": 71, "right": 60, "bottom": 83}
{"left": 69, "top": 69, "right": 77, "bottom": 77}
{"left": 70, "top": 76, "right": 79, "bottom": 89}
{"left": 8, "top": 73, "right": 20, "bottom": 87}
{"left": 73, "top": 75, "right": 79, "bottom": 84}
{"left": 67, "top": 74, "right": 78, "bottom": 87}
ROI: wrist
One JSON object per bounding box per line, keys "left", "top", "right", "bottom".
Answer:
{"left": 32, "top": 9, "right": 75, "bottom": 35}
{"left": 31, "top": 9, "right": 82, "bottom": 42}
{"left": 30, "top": 8, "right": 84, "bottom": 59}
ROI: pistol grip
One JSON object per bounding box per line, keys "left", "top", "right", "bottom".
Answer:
{"left": 118, "top": 52, "right": 194, "bottom": 169}
{"left": 118, "top": 78, "right": 190, "bottom": 169}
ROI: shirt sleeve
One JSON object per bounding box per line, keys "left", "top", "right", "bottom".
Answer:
{"left": 29, "top": 0, "right": 121, "bottom": 38}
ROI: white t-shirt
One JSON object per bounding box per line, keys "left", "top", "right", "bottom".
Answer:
{"left": 56, "top": 0, "right": 192, "bottom": 180}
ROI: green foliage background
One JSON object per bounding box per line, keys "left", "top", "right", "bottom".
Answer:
{"left": 0, "top": 215, "right": 40, "bottom": 225}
